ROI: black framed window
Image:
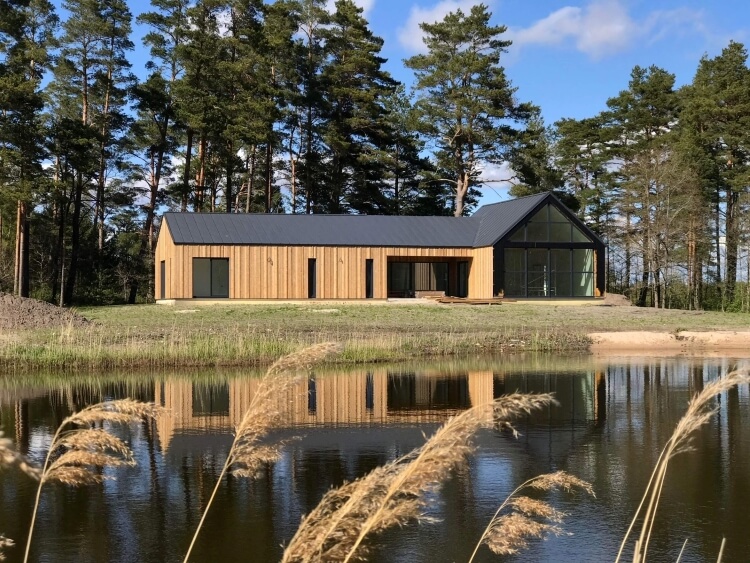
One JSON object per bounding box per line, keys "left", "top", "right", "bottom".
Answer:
{"left": 308, "top": 258, "right": 317, "bottom": 298}
{"left": 192, "top": 258, "right": 229, "bottom": 298}
{"left": 365, "top": 259, "right": 374, "bottom": 298}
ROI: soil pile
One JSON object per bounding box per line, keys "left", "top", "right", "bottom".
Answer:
{"left": 603, "top": 293, "right": 632, "bottom": 306}
{"left": 0, "top": 292, "right": 90, "bottom": 330}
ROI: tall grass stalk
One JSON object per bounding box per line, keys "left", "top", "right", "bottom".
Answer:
{"left": 182, "top": 342, "right": 342, "bottom": 563}
{"left": 0, "top": 535, "right": 13, "bottom": 561}
{"left": 468, "top": 471, "right": 594, "bottom": 562}
{"left": 282, "top": 392, "right": 557, "bottom": 563}
{"left": 1, "top": 431, "right": 39, "bottom": 562}
{"left": 616, "top": 370, "right": 750, "bottom": 563}
{"left": 22, "top": 399, "right": 162, "bottom": 563}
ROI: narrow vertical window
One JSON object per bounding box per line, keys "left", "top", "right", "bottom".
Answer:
{"left": 160, "top": 260, "right": 166, "bottom": 300}
{"left": 365, "top": 259, "right": 374, "bottom": 299}
{"left": 308, "top": 258, "right": 317, "bottom": 298}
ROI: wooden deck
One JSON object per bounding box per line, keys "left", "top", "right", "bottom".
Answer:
{"left": 428, "top": 296, "right": 505, "bottom": 305}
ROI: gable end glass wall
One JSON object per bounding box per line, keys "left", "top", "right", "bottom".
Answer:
{"left": 495, "top": 203, "right": 601, "bottom": 298}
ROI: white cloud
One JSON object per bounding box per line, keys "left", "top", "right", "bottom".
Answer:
{"left": 397, "top": 0, "right": 491, "bottom": 53}
{"left": 326, "top": 0, "right": 376, "bottom": 17}
{"left": 510, "top": 0, "right": 706, "bottom": 60}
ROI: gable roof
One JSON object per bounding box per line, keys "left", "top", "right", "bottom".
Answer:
{"left": 162, "top": 192, "right": 603, "bottom": 249}
{"left": 471, "top": 192, "right": 549, "bottom": 247}
{"left": 164, "top": 212, "right": 481, "bottom": 247}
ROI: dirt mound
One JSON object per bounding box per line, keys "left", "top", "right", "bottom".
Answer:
{"left": 603, "top": 292, "right": 632, "bottom": 306}
{"left": 0, "top": 292, "right": 90, "bottom": 330}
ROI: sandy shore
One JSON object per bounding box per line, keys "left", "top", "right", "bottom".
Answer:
{"left": 589, "top": 330, "right": 750, "bottom": 354}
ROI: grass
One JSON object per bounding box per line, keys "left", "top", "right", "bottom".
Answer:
{"left": 2, "top": 301, "right": 747, "bottom": 370}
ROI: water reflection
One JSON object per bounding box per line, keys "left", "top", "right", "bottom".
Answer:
{"left": 1, "top": 355, "right": 749, "bottom": 563}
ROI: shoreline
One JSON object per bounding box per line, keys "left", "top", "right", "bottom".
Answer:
{"left": 588, "top": 330, "right": 750, "bottom": 354}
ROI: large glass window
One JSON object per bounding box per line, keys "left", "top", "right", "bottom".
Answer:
{"left": 508, "top": 204, "right": 593, "bottom": 244}
{"left": 193, "top": 258, "right": 229, "bottom": 298}
{"left": 527, "top": 249, "right": 549, "bottom": 297}
{"left": 573, "top": 249, "right": 594, "bottom": 296}
{"left": 503, "top": 248, "right": 595, "bottom": 298}
{"left": 504, "top": 249, "right": 525, "bottom": 297}
{"left": 388, "top": 262, "right": 449, "bottom": 296}
{"left": 388, "top": 263, "right": 412, "bottom": 294}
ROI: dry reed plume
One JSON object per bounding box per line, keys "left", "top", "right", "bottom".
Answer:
{"left": 468, "top": 470, "right": 594, "bottom": 561}
{"left": 1, "top": 430, "right": 39, "bottom": 563}
{"left": 0, "top": 431, "right": 39, "bottom": 480}
{"left": 616, "top": 369, "right": 750, "bottom": 563}
{"left": 281, "top": 392, "right": 557, "bottom": 563}
{"left": 23, "top": 399, "right": 163, "bottom": 563}
{"left": 183, "top": 342, "right": 342, "bottom": 563}
{"left": 0, "top": 535, "right": 12, "bottom": 561}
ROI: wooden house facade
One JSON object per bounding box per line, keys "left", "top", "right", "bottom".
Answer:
{"left": 154, "top": 192, "right": 606, "bottom": 301}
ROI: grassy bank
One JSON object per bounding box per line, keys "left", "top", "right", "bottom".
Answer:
{"left": 1, "top": 301, "right": 748, "bottom": 370}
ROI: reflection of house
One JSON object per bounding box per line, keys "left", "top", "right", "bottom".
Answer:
{"left": 154, "top": 370, "right": 498, "bottom": 452}
{"left": 154, "top": 193, "right": 606, "bottom": 301}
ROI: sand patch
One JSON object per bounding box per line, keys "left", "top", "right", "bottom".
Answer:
{"left": 589, "top": 330, "right": 750, "bottom": 354}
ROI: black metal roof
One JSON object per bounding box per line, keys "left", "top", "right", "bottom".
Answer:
{"left": 162, "top": 192, "right": 601, "bottom": 249}
{"left": 471, "top": 192, "right": 549, "bottom": 246}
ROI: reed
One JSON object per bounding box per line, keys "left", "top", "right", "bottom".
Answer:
{"left": 0, "top": 535, "right": 12, "bottom": 561}
{"left": 281, "top": 392, "right": 557, "bottom": 563}
{"left": 0, "top": 431, "right": 39, "bottom": 481}
{"left": 0, "top": 320, "right": 591, "bottom": 371}
{"left": 22, "top": 399, "right": 163, "bottom": 563}
{"left": 1, "top": 431, "right": 38, "bottom": 563}
{"left": 182, "top": 342, "right": 343, "bottom": 563}
{"left": 468, "top": 470, "right": 594, "bottom": 561}
{"left": 616, "top": 369, "right": 750, "bottom": 563}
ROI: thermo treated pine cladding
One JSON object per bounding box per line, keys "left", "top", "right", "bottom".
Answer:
{"left": 155, "top": 222, "right": 494, "bottom": 300}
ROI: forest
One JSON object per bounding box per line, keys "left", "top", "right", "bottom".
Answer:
{"left": 1, "top": 0, "right": 749, "bottom": 311}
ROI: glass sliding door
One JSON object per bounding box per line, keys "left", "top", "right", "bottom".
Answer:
{"left": 192, "top": 258, "right": 229, "bottom": 298}
{"left": 502, "top": 248, "right": 594, "bottom": 298}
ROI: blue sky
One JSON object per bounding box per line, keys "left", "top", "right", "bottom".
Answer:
{"left": 56, "top": 0, "right": 750, "bottom": 204}
{"left": 111, "top": 0, "right": 750, "bottom": 124}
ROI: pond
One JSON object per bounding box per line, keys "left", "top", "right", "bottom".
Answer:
{"left": 2, "top": 354, "right": 750, "bottom": 563}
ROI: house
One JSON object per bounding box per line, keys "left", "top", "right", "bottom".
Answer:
{"left": 154, "top": 192, "right": 606, "bottom": 301}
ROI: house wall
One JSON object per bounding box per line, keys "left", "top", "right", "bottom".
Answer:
{"left": 154, "top": 370, "right": 496, "bottom": 452}
{"left": 155, "top": 225, "right": 495, "bottom": 299}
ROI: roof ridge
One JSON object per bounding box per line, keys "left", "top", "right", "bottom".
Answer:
{"left": 475, "top": 191, "right": 550, "bottom": 209}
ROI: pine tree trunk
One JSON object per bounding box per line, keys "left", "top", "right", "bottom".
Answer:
{"left": 63, "top": 173, "right": 83, "bottom": 306}
{"left": 196, "top": 133, "right": 207, "bottom": 212}
{"left": 13, "top": 201, "right": 30, "bottom": 298}
{"left": 19, "top": 201, "right": 29, "bottom": 298}
{"left": 265, "top": 141, "right": 273, "bottom": 213}
{"left": 246, "top": 145, "right": 256, "bottom": 213}
{"left": 226, "top": 142, "right": 233, "bottom": 214}
{"left": 725, "top": 189, "right": 739, "bottom": 303}
{"left": 454, "top": 171, "right": 469, "bottom": 217}
{"left": 14, "top": 201, "right": 21, "bottom": 295}
{"left": 182, "top": 128, "right": 193, "bottom": 212}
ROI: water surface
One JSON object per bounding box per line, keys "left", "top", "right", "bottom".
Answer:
{"left": 2, "top": 354, "right": 749, "bottom": 562}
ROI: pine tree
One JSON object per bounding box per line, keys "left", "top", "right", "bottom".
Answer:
{"left": 405, "top": 4, "right": 532, "bottom": 216}
{"left": 0, "top": 0, "right": 57, "bottom": 297}
{"left": 319, "top": 0, "right": 395, "bottom": 213}
{"left": 680, "top": 42, "right": 750, "bottom": 306}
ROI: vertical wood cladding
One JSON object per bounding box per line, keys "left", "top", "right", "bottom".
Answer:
{"left": 155, "top": 228, "right": 496, "bottom": 300}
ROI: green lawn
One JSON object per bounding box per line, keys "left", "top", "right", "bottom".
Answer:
{"left": 3, "top": 301, "right": 748, "bottom": 370}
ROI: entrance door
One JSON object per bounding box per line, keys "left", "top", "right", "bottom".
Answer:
{"left": 308, "top": 258, "right": 317, "bottom": 298}
{"left": 160, "top": 261, "right": 166, "bottom": 300}
{"left": 457, "top": 261, "right": 468, "bottom": 298}
{"left": 365, "top": 259, "right": 374, "bottom": 298}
